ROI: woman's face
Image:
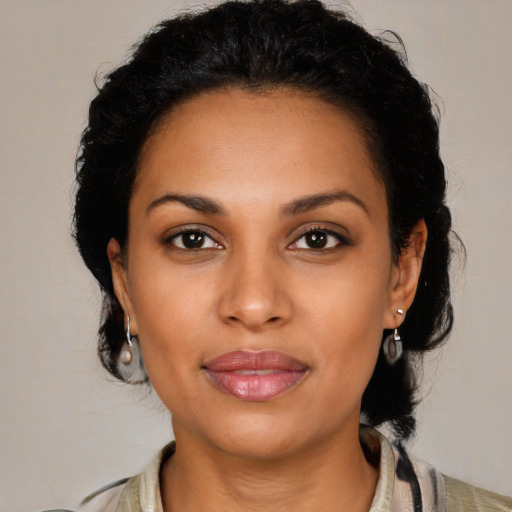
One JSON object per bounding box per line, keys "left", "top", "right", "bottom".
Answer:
{"left": 110, "top": 88, "right": 418, "bottom": 458}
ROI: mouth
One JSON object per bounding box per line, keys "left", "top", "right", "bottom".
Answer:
{"left": 203, "top": 350, "right": 308, "bottom": 401}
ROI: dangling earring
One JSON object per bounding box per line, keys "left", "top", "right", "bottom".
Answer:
{"left": 116, "top": 317, "right": 147, "bottom": 383}
{"left": 383, "top": 308, "right": 404, "bottom": 365}
{"left": 120, "top": 316, "right": 134, "bottom": 365}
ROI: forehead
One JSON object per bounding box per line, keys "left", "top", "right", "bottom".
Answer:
{"left": 134, "top": 87, "right": 386, "bottom": 218}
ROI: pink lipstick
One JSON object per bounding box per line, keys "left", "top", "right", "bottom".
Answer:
{"left": 204, "top": 350, "right": 308, "bottom": 401}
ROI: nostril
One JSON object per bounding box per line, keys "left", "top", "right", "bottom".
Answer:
{"left": 226, "top": 315, "right": 280, "bottom": 326}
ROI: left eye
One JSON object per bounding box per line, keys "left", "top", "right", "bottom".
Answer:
{"left": 290, "top": 230, "right": 344, "bottom": 250}
{"left": 169, "top": 230, "right": 221, "bottom": 250}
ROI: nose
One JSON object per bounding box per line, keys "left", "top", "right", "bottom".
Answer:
{"left": 217, "top": 249, "right": 293, "bottom": 331}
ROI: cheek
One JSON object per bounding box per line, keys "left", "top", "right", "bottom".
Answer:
{"left": 126, "top": 253, "right": 213, "bottom": 373}
{"left": 299, "top": 251, "right": 391, "bottom": 332}
{"left": 297, "top": 253, "right": 391, "bottom": 379}
{"left": 130, "top": 277, "right": 213, "bottom": 416}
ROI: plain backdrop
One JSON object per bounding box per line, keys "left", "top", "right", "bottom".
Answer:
{"left": 0, "top": 1, "right": 511, "bottom": 510}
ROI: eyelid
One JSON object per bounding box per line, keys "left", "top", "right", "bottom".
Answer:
{"left": 163, "top": 224, "right": 224, "bottom": 249}
{"left": 161, "top": 223, "right": 350, "bottom": 251}
{"left": 288, "top": 225, "right": 350, "bottom": 250}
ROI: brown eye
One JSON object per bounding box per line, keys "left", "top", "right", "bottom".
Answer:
{"left": 170, "top": 230, "right": 221, "bottom": 250}
{"left": 304, "top": 231, "right": 328, "bottom": 249}
{"left": 289, "top": 229, "right": 346, "bottom": 251}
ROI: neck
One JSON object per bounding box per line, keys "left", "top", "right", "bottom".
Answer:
{"left": 161, "top": 420, "right": 379, "bottom": 512}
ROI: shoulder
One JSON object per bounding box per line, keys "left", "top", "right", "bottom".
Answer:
{"left": 76, "top": 441, "right": 174, "bottom": 512}
{"left": 444, "top": 474, "right": 512, "bottom": 512}
{"left": 363, "top": 426, "right": 512, "bottom": 512}
{"left": 78, "top": 479, "right": 128, "bottom": 512}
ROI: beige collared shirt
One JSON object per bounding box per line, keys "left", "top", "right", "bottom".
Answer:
{"left": 78, "top": 427, "right": 512, "bottom": 512}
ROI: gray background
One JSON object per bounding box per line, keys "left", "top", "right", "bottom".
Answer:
{"left": 0, "top": 1, "right": 511, "bottom": 510}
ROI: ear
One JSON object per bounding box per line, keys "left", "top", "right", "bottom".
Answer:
{"left": 107, "top": 238, "right": 138, "bottom": 334}
{"left": 385, "top": 220, "right": 428, "bottom": 329}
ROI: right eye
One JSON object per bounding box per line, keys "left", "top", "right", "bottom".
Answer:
{"left": 168, "top": 230, "right": 222, "bottom": 250}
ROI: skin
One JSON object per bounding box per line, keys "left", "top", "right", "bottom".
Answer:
{"left": 109, "top": 87, "right": 427, "bottom": 511}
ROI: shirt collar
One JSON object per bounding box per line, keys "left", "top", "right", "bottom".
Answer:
{"left": 115, "top": 426, "right": 444, "bottom": 512}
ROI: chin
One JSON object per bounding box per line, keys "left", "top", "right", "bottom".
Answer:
{"left": 217, "top": 429, "right": 308, "bottom": 461}
{"left": 198, "top": 409, "right": 328, "bottom": 461}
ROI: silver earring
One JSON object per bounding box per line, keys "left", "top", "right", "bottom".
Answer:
{"left": 383, "top": 328, "right": 402, "bottom": 365}
{"left": 383, "top": 308, "right": 404, "bottom": 365}
{"left": 119, "top": 317, "right": 133, "bottom": 365}
{"left": 117, "top": 317, "right": 147, "bottom": 384}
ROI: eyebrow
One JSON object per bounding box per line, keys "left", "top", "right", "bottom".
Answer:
{"left": 146, "top": 194, "right": 226, "bottom": 216}
{"left": 146, "top": 189, "right": 369, "bottom": 217}
{"left": 281, "top": 189, "right": 369, "bottom": 216}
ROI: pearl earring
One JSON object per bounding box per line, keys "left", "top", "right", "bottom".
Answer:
{"left": 120, "top": 316, "right": 134, "bottom": 365}
{"left": 116, "top": 317, "right": 147, "bottom": 384}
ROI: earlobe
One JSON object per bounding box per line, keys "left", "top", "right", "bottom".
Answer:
{"left": 386, "top": 220, "right": 428, "bottom": 328}
{"left": 107, "top": 238, "right": 137, "bottom": 331}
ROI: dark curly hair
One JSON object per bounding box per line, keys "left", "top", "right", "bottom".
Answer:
{"left": 74, "top": 0, "right": 455, "bottom": 439}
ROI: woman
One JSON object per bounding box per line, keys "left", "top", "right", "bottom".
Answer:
{"left": 68, "top": 0, "right": 510, "bottom": 510}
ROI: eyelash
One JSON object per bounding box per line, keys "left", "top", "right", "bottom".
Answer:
{"left": 166, "top": 228, "right": 223, "bottom": 251}
{"left": 288, "top": 227, "right": 349, "bottom": 251}
{"left": 165, "top": 225, "right": 349, "bottom": 253}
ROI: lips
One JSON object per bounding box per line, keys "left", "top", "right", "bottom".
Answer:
{"left": 204, "top": 350, "right": 308, "bottom": 401}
